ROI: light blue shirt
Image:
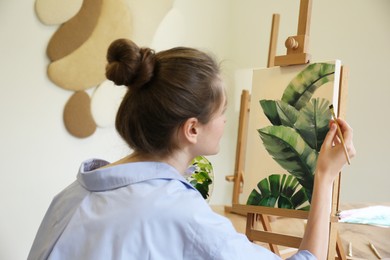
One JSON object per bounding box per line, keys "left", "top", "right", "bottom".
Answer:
{"left": 28, "top": 159, "right": 315, "bottom": 260}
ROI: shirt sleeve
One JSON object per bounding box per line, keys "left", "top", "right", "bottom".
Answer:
{"left": 27, "top": 182, "right": 88, "bottom": 260}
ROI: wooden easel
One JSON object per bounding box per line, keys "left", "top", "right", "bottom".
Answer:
{"left": 225, "top": 1, "right": 348, "bottom": 259}
{"left": 225, "top": 89, "right": 250, "bottom": 208}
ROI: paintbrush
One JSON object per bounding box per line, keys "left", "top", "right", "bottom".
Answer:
{"left": 369, "top": 242, "right": 382, "bottom": 259}
{"left": 329, "top": 105, "right": 351, "bottom": 165}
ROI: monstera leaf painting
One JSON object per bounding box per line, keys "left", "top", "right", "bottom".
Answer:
{"left": 244, "top": 61, "right": 341, "bottom": 210}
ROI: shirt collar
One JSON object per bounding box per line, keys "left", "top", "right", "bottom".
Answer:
{"left": 77, "top": 159, "right": 196, "bottom": 192}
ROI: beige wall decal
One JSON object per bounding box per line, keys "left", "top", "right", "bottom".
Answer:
{"left": 36, "top": 0, "right": 174, "bottom": 138}
{"left": 91, "top": 80, "right": 127, "bottom": 128}
{"left": 128, "top": 0, "right": 174, "bottom": 46}
{"left": 63, "top": 91, "right": 97, "bottom": 138}
{"left": 47, "top": 0, "right": 132, "bottom": 91}
{"left": 35, "top": 0, "right": 83, "bottom": 25}
{"left": 46, "top": 0, "right": 103, "bottom": 61}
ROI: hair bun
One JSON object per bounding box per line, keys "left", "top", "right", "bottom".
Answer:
{"left": 105, "top": 39, "right": 156, "bottom": 89}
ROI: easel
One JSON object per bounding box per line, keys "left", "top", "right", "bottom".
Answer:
{"left": 225, "top": 1, "right": 348, "bottom": 259}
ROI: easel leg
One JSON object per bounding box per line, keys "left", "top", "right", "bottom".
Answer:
{"left": 258, "top": 214, "right": 280, "bottom": 255}
{"left": 246, "top": 213, "right": 255, "bottom": 242}
{"left": 246, "top": 213, "right": 280, "bottom": 255}
{"left": 327, "top": 221, "right": 338, "bottom": 260}
{"left": 336, "top": 233, "right": 347, "bottom": 260}
{"left": 327, "top": 221, "right": 346, "bottom": 260}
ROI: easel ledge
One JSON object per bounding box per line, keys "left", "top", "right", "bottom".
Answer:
{"left": 225, "top": 1, "right": 349, "bottom": 259}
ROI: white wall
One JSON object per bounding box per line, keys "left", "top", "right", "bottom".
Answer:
{"left": 0, "top": 0, "right": 389, "bottom": 259}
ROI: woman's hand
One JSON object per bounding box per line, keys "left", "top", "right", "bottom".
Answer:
{"left": 316, "top": 118, "right": 356, "bottom": 184}
{"left": 299, "top": 119, "right": 356, "bottom": 259}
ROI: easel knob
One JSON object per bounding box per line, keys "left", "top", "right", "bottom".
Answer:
{"left": 285, "top": 37, "right": 299, "bottom": 50}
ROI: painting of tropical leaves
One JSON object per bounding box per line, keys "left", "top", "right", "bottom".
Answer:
{"left": 249, "top": 62, "right": 338, "bottom": 208}
{"left": 259, "top": 100, "right": 282, "bottom": 126}
{"left": 260, "top": 100, "right": 299, "bottom": 127}
{"left": 282, "top": 63, "right": 335, "bottom": 110}
{"left": 247, "top": 174, "right": 310, "bottom": 210}
{"left": 294, "top": 98, "right": 331, "bottom": 151}
{"left": 258, "top": 125, "right": 317, "bottom": 199}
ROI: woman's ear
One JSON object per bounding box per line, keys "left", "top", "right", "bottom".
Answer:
{"left": 182, "top": 117, "right": 199, "bottom": 144}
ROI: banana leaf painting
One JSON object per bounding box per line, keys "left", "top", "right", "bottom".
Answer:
{"left": 244, "top": 61, "right": 342, "bottom": 210}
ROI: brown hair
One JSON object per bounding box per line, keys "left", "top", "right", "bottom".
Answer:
{"left": 106, "top": 39, "right": 223, "bottom": 156}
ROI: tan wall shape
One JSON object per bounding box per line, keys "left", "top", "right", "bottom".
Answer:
{"left": 46, "top": 0, "right": 103, "bottom": 61}
{"left": 64, "top": 91, "right": 97, "bottom": 138}
{"left": 48, "top": 0, "right": 132, "bottom": 91}
{"left": 35, "top": 0, "right": 174, "bottom": 137}
{"left": 35, "top": 0, "right": 83, "bottom": 25}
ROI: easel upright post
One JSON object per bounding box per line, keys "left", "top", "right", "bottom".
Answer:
{"left": 267, "top": 14, "right": 280, "bottom": 68}
{"left": 272, "top": 0, "right": 312, "bottom": 67}
{"left": 225, "top": 90, "right": 250, "bottom": 212}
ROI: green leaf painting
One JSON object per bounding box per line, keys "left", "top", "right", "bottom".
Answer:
{"left": 258, "top": 125, "right": 317, "bottom": 195}
{"left": 247, "top": 174, "right": 309, "bottom": 210}
{"left": 260, "top": 100, "right": 282, "bottom": 126}
{"left": 275, "top": 100, "right": 300, "bottom": 128}
{"left": 249, "top": 62, "right": 336, "bottom": 209}
{"left": 282, "top": 63, "right": 335, "bottom": 110}
{"left": 294, "top": 98, "right": 331, "bottom": 151}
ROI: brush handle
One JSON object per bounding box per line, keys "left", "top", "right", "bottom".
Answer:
{"left": 369, "top": 242, "right": 382, "bottom": 259}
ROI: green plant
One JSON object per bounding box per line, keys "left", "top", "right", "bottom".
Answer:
{"left": 185, "top": 156, "right": 213, "bottom": 200}
{"left": 247, "top": 63, "right": 335, "bottom": 210}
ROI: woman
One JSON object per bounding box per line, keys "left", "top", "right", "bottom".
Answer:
{"left": 28, "top": 39, "right": 355, "bottom": 260}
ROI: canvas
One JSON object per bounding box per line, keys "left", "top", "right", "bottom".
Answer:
{"left": 242, "top": 61, "right": 342, "bottom": 210}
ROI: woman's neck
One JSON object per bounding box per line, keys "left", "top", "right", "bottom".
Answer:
{"left": 109, "top": 151, "right": 194, "bottom": 175}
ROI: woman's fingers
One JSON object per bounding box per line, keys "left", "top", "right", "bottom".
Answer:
{"left": 323, "top": 122, "right": 338, "bottom": 148}
{"left": 335, "top": 118, "right": 356, "bottom": 159}
{"left": 318, "top": 119, "right": 355, "bottom": 174}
